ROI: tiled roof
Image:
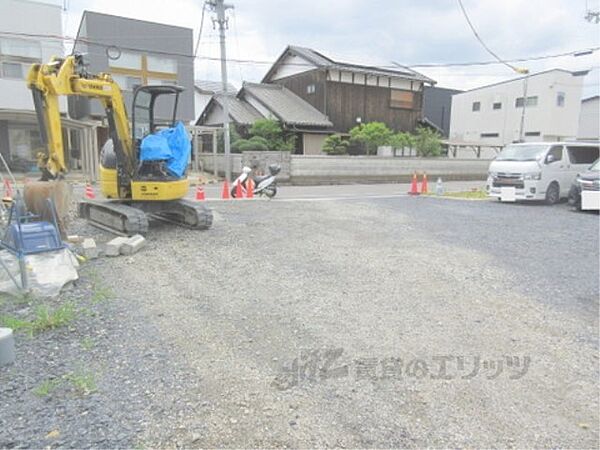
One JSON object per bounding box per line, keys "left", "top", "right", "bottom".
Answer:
{"left": 242, "top": 83, "right": 333, "bottom": 127}
{"left": 195, "top": 80, "right": 236, "bottom": 94}
{"left": 264, "top": 45, "right": 435, "bottom": 84}
{"left": 212, "top": 94, "right": 262, "bottom": 125}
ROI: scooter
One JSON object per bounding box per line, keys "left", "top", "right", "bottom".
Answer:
{"left": 231, "top": 164, "right": 281, "bottom": 199}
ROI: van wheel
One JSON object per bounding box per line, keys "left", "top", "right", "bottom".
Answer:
{"left": 545, "top": 182, "right": 560, "bottom": 205}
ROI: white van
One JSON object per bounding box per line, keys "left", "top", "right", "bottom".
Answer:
{"left": 486, "top": 142, "right": 600, "bottom": 204}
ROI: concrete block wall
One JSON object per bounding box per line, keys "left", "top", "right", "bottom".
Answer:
{"left": 198, "top": 153, "right": 243, "bottom": 177}
{"left": 198, "top": 153, "right": 490, "bottom": 185}
{"left": 241, "top": 151, "right": 291, "bottom": 182}
{"left": 289, "top": 155, "right": 490, "bottom": 185}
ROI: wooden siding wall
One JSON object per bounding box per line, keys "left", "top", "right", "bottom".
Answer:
{"left": 272, "top": 70, "right": 327, "bottom": 113}
{"left": 326, "top": 80, "right": 422, "bottom": 133}
{"left": 273, "top": 69, "right": 423, "bottom": 134}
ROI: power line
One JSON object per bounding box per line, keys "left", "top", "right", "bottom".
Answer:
{"left": 456, "top": 0, "right": 525, "bottom": 73}
{"left": 0, "top": 29, "right": 598, "bottom": 72}
{"left": 193, "top": 1, "right": 208, "bottom": 58}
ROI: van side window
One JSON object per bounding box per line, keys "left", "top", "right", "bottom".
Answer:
{"left": 566, "top": 146, "right": 600, "bottom": 164}
{"left": 547, "top": 145, "right": 563, "bottom": 163}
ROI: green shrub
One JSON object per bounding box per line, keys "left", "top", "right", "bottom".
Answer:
{"left": 322, "top": 134, "right": 349, "bottom": 155}
{"left": 413, "top": 126, "right": 442, "bottom": 157}
{"left": 249, "top": 118, "right": 295, "bottom": 151}
{"left": 388, "top": 132, "right": 414, "bottom": 150}
{"left": 349, "top": 122, "right": 394, "bottom": 155}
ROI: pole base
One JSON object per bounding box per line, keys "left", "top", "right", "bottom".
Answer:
{"left": 0, "top": 328, "right": 15, "bottom": 367}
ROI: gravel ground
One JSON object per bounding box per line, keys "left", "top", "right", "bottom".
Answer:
{"left": 0, "top": 195, "right": 598, "bottom": 448}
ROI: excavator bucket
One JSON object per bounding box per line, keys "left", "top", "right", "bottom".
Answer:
{"left": 23, "top": 180, "right": 71, "bottom": 238}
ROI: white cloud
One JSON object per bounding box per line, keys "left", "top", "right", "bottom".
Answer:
{"left": 61, "top": 0, "right": 599, "bottom": 95}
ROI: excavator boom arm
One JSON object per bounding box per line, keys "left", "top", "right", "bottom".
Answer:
{"left": 26, "top": 55, "right": 133, "bottom": 179}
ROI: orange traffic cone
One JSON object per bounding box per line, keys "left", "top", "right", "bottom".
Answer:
{"left": 246, "top": 177, "right": 254, "bottom": 199}
{"left": 84, "top": 182, "right": 95, "bottom": 199}
{"left": 3, "top": 179, "right": 13, "bottom": 198}
{"left": 195, "top": 184, "right": 205, "bottom": 201}
{"left": 235, "top": 180, "right": 243, "bottom": 199}
{"left": 221, "top": 180, "right": 230, "bottom": 199}
{"left": 408, "top": 172, "right": 419, "bottom": 195}
{"left": 420, "top": 172, "right": 428, "bottom": 194}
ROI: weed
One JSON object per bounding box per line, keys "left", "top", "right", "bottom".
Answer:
{"left": 426, "top": 189, "right": 488, "bottom": 200}
{"left": 33, "top": 379, "right": 61, "bottom": 397}
{"left": 91, "top": 286, "right": 114, "bottom": 304}
{"left": 0, "top": 315, "right": 32, "bottom": 332}
{"left": 31, "top": 303, "right": 75, "bottom": 333}
{"left": 66, "top": 370, "right": 97, "bottom": 395}
{"left": 80, "top": 336, "right": 95, "bottom": 351}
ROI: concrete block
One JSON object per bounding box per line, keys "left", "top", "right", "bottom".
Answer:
{"left": 120, "top": 234, "right": 146, "bottom": 256}
{"left": 0, "top": 328, "right": 15, "bottom": 367}
{"left": 105, "top": 236, "right": 128, "bottom": 257}
{"left": 82, "top": 238, "right": 99, "bottom": 259}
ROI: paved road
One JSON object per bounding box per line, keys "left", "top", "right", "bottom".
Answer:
{"left": 195, "top": 180, "right": 486, "bottom": 201}
{"left": 1, "top": 193, "right": 598, "bottom": 448}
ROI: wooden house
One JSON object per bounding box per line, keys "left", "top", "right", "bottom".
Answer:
{"left": 262, "top": 46, "right": 436, "bottom": 133}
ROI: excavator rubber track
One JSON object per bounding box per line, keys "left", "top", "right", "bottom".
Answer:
{"left": 78, "top": 199, "right": 213, "bottom": 235}
{"left": 150, "top": 199, "right": 213, "bottom": 230}
{"left": 79, "top": 200, "right": 149, "bottom": 235}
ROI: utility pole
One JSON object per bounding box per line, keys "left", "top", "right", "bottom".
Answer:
{"left": 509, "top": 65, "right": 529, "bottom": 143}
{"left": 208, "top": 0, "right": 233, "bottom": 183}
{"left": 518, "top": 71, "right": 529, "bottom": 142}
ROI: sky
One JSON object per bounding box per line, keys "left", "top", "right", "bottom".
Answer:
{"left": 58, "top": 0, "right": 600, "bottom": 96}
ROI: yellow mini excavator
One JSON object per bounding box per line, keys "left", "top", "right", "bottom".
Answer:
{"left": 26, "top": 53, "right": 212, "bottom": 235}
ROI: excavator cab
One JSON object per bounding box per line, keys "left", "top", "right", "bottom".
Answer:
{"left": 130, "top": 85, "right": 184, "bottom": 180}
{"left": 131, "top": 85, "right": 183, "bottom": 143}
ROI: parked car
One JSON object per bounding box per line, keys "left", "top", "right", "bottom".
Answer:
{"left": 486, "top": 142, "right": 600, "bottom": 204}
{"left": 568, "top": 159, "right": 600, "bottom": 210}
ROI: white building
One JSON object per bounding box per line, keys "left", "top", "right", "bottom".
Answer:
{"left": 0, "top": 0, "right": 67, "bottom": 170}
{"left": 577, "top": 96, "right": 599, "bottom": 141}
{"left": 449, "top": 69, "right": 586, "bottom": 146}
{"left": 193, "top": 80, "right": 236, "bottom": 125}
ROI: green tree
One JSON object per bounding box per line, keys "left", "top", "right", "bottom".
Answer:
{"left": 349, "top": 122, "right": 393, "bottom": 155}
{"left": 388, "top": 131, "right": 414, "bottom": 150}
{"left": 322, "top": 134, "right": 349, "bottom": 155}
{"left": 413, "top": 127, "right": 442, "bottom": 157}
{"left": 249, "top": 118, "right": 295, "bottom": 151}
{"left": 232, "top": 136, "right": 270, "bottom": 152}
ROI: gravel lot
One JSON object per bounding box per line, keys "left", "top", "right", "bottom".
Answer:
{"left": 0, "top": 194, "right": 598, "bottom": 448}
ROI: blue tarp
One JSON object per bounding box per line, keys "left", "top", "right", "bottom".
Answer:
{"left": 140, "top": 121, "right": 190, "bottom": 178}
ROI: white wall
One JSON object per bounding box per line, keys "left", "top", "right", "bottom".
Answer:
{"left": 577, "top": 97, "right": 600, "bottom": 140}
{"left": 194, "top": 91, "right": 213, "bottom": 123}
{"left": 270, "top": 54, "right": 316, "bottom": 80}
{"left": 0, "top": 0, "right": 65, "bottom": 112}
{"left": 449, "top": 70, "right": 584, "bottom": 145}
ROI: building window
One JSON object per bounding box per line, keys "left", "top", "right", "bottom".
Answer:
{"left": 147, "top": 78, "right": 178, "bottom": 86}
{"left": 306, "top": 84, "right": 316, "bottom": 94}
{"left": 524, "top": 131, "right": 541, "bottom": 137}
{"left": 556, "top": 91, "right": 565, "bottom": 107}
{"left": 1, "top": 61, "right": 23, "bottom": 79}
{"left": 0, "top": 38, "right": 41, "bottom": 80}
{"left": 8, "top": 126, "right": 42, "bottom": 165}
{"left": 109, "top": 51, "right": 142, "bottom": 70}
{"left": 112, "top": 74, "right": 143, "bottom": 91}
{"left": 0, "top": 38, "right": 41, "bottom": 59}
{"left": 492, "top": 102, "right": 502, "bottom": 110}
{"left": 390, "top": 89, "right": 415, "bottom": 109}
{"left": 480, "top": 132, "right": 499, "bottom": 138}
{"left": 146, "top": 55, "right": 177, "bottom": 73}
{"left": 472, "top": 101, "right": 481, "bottom": 111}
{"left": 109, "top": 52, "right": 177, "bottom": 88}
{"left": 515, "top": 96, "right": 538, "bottom": 107}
